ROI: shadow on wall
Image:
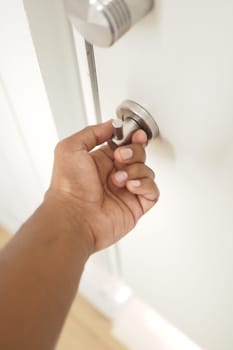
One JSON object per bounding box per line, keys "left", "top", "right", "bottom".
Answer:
{"left": 151, "top": 134, "right": 176, "bottom": 162}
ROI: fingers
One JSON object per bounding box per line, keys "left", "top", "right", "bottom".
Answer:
{"left": 111, "top": 128, "right": 159, "bottom": 205}
{"left": 62, "top": 120, "right": 113, "bottom": 152}
{"left": 61, "top": 122, "right": 147, "bottom": 154}
{"left": 114, "top": 144, "right": 146, "bottom": 166}
{"left": 112, "top": 164, "right": 155, "bottom": 188}
{"left": 126, "top": 178, "right": 160, "bottom": 202}
{"left": 131, "top": 129, "right": 148, "bottom": 145}
{"left": 111, "top": 163, "right": 159, "bottom": 204}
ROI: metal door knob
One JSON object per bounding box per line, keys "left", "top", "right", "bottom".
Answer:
{"left": 65, "top": 0, "right": 154, "bottom": 47}
{"left": 108, "top": 100, "right": 159, "bottom": 149}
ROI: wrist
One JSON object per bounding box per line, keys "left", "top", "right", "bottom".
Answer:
{"left": 42, "top": 191, "right": 95, "bottom": 259}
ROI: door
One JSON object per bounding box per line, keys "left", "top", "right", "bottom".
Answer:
{"left": 83, "top": 1, "right": 233, "bottom": 350}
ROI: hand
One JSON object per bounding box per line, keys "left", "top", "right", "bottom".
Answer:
{"left": 46, "top": 120, "right": 159, "bottom": 252}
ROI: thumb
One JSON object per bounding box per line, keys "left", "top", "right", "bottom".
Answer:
{"left": 67, "top": 120, "right": 113, "bottom": 152}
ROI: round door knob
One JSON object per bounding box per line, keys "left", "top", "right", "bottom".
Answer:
{"left": 66, "top": 0, "right": 154, "bottom": 47}
{"left": 108, "top": 100, "right": 160, "bottom": 149}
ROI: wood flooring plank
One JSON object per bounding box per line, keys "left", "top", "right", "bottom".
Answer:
{"left": 57, "top": 295, "right": 128, "bottom": 350}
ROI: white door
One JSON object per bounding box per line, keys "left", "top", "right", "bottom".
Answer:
{"left": 89, "top": 1, "right": 233, "bottom": 350}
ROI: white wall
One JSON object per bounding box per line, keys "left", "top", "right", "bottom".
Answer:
{"left": 93, "top": 1, "right": 233, "bottom": 349}
{"left": 0, "top": 0, "right": 58, "bottom": 231}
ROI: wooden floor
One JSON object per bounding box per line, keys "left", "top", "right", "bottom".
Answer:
{"left": 0, "top": 226, "right": 128, "bottom": 350}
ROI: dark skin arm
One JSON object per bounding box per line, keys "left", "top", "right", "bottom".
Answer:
{"left": 0, "top": 120, "right": 159, "bottom": 350}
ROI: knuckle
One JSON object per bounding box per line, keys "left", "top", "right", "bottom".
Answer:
{"left": 54, "top": 141, "right": 63, "bottom": 155}
{"left": 138, "top": 146, "right": 146, "bottom": 161}
{"left": 134, "top": 142, "right": 145, "bottom": 153}
{"left": 54, "top": 139, "right": 68, "bottom": 156}
{"left": 146, "top": 181, "right": 160, "bottom": 202}
{"left": 127, "top": 164, "right": 154, "bottom": 179}
{"left": 154, "top": 185, "right": 160, "bottom": 202}
{"left": 133, "top": 163, "right": 142, "bottom": 173}
{"left": 85, "top": 125, "right": 93, "bottom": 133}
{"left": 84, "top": 125, "right": 96, "bottom": 137}
{"left": 150, "top": 168, "right": 156, "bottom": 179}
{"left": 127, "top": 163, "right": 141, "bottom": 176}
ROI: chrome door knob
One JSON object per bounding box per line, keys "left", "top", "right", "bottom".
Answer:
{"left": 108, "top": 100, "right": 159, "bottom": 149}
{"left": 65, "top": 0, "right": 154, "bottom": 47}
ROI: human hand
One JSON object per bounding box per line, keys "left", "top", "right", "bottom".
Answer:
{"left": 46, "top": 120, "right": 159, "bottom": 253}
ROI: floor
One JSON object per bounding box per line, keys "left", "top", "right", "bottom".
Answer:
{"left": 0, "top": 226, "right": 128, "bottom": 350}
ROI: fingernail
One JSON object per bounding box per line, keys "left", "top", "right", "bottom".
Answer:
{"left": 119, "top": 148, "right": 133, "bottom": 160}
{"left": 130, "top": 180, "right": 141, "bottom": 188}
{"left": 115, "top": 171, "right": 128, "bottom": 183}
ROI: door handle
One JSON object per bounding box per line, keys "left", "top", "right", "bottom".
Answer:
{"left": 65, "top": 0, "right": 154, "bottom": 47}
{"left": 108, "top": 100, "right": 159, "bottom": 149}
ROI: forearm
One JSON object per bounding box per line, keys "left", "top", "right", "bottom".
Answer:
{"left": 0, "top": 197, "right": 92, "bottom": 350}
